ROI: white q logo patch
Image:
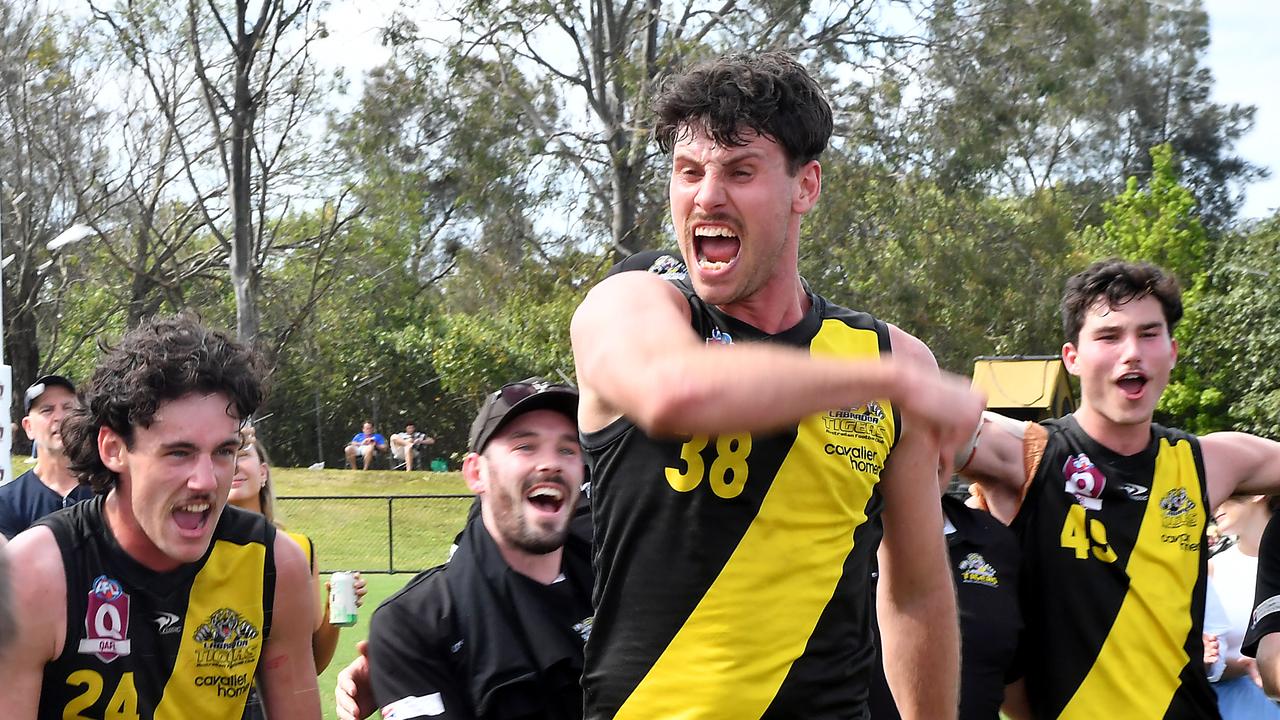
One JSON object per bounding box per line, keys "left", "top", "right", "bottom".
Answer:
{"left": 95, "top": 602, "right": 124, "bottom": 640}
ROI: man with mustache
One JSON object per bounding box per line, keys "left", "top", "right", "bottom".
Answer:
{"left": 338, "top": 378, "right": 592, "bottom": 720}
{"left": 0, "top": 375, "right": 93, "bottom": 539}
{"left": 0, "top": 313, "right": 320, "bottom": 719}
{"left": 570, "top": 52, "right": 984, "bottom": 719}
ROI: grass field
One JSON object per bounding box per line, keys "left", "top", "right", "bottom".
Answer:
{"left": 269, "top": 466, "right": 472, "bottom": 717}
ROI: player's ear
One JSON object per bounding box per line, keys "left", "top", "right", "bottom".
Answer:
{"left": 462, "top": 452, "right": 487, "bottom": 495}
{"left": 99, "top": 426, "right": 128, "bottom": 473}
{"left": 1062, "top": 341, "right": 1080, "bottom": 375}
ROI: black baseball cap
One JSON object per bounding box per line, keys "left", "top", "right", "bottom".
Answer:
{"left": 24, "top": 374, "right": 76, "bottom": 413}
{"left": 468, "top": 378, "right": 579, "bottom": 453}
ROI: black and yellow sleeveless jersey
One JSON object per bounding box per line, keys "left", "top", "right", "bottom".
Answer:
{"left": 581, "top": 279, "right": 899, "bottom": 720}
{"left": 1013, "top": 416, "right": 1218, "bottom": 720}
{"left": 36, "top": 497, "right": 276, "bottom": 719}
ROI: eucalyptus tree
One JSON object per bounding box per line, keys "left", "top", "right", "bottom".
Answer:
{"left": 88, "top": 0, "right": 361, "bottom": 346}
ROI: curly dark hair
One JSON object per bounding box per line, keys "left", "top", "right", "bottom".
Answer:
{"left": 1062, "top": 259, "right": 1183, "bottom": 345}
{"left": 653, "top": 51, "right": 833, "bottom": 174}
{"left": 61, "top": 312, "right": 265, "bottom": 493}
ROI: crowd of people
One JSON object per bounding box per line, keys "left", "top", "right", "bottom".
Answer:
{"left": 4, "top": 50, "right": 1280, "bottom": 720}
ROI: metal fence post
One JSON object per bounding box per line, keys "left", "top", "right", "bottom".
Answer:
{"left": 387, "top": 497, "right": 395, "bottom": 573}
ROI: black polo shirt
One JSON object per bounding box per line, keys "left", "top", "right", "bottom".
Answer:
{"left": 0, "top": 468, "right": 95, "bottom": 539}
{"left": 869, "top": 495, "right": 1023, "bottom": 719}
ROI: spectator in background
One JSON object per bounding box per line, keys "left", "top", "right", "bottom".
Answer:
{"left": 334, "top": 378, "right": 590, "bottom": 720}
{"left": 0, "top": 375, "right": 93, "bottom": 539}
{"left": 345, "top": 421, "right": 387, "bottom": 470}
{"left": 1209, "top": 495, "right": 1280, "bottom": 718}
{"left": 390, "top": 421, "right": 435, "bottom": 471}
{"left": 229, "top": 428, "right": 367, "bottom": 672}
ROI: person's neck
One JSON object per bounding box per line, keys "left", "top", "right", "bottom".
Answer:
{"left": 497, "top": 543, "right": 565, "bottom": 585}
{"left": 716, "top": 273, "right": 810, "bottom": 335}
{"left": 1072, "top": 407, "right": 1152, "bottom": 456}
{"left": 103, "top": 490, "right": 181, "bottom": 573}
{"left": 34, "top": 453, "right": 80, "bottom": 496}
{"left": 1234, "top": 510, "right": 1270, "bottom": 557}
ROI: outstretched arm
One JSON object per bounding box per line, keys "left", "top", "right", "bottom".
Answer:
{"left": 571, "top": 272, "right": 983, "bottom": 457}
{"left": 259, "top": 532, "right": 321, "bottom": 719}
{"left": 875, "top": 331, "right": 959, "bottom": 720}
{"left": 1202, "top": 432, "right": 1280, "bottom": 510}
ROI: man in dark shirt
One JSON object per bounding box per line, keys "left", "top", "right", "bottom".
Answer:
{"left": 334, "top": 378, "right": 591, "bottom": 720}
{"left": 869, "top": 489, "right": 1024, "bottom": 720}
{"left": 0, "top": 375, "right": 93, "bottom": 538}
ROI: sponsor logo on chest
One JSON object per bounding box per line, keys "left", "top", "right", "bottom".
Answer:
{"left": 78, "top": 575, "right": 132, "bottom": 662}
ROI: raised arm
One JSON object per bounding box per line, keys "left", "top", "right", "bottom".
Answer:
{"left": 258, "top": 531, "right": 321, "bottom": 719}
{"left": 875, "top": 329, "right": 958, "bottom": 720}
{"left": 571, "top": 272, "right": 983, "bottom": 454}
{"left": 0, "top": 527, "right": 66, "bottom": 719}
{"left": 1202, "top": 432, "right": 1280, "bottom": 510}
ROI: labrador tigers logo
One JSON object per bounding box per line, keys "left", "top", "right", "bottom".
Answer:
{"left": 193, "top": 608, "right": 261, "bottom": 669}
{"left": 1159, "top": 487, "right": 1198, "bottom": 529}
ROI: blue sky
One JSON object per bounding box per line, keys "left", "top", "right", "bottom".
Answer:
{"left": 1204, "top": 1, "right": 1279, "bottom": 219}
{"left": 317, "top": 1, "right": 1278, "bottom": 221}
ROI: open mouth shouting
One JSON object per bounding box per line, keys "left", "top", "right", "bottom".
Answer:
{"left": 525, "top": 481, "right": 569, "bottom": 518}
{"left": 172, "top": 497, "right": 214, "bottom": 537}
{"left": 692, "top": 223, "right": 741, "bottom": 273}
{"left": 1116, "top": 371, "right": 1149, "bottom": 400}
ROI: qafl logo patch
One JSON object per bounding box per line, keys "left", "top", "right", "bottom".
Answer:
{"left": 193, "top": 608, "right": 261, "bottom": 669}
{"left": 1063, "top": 453, "right": 1106, "bottom": 510}
{"left": 77, "top": 575, "right": 132, "bottom": 663}
{"left": 706, "top": 327, "right": 733, "bottom": 345}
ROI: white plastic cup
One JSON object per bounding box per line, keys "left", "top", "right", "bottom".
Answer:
{"left": 329, "top": 571, "right": 359, "bottom": 627}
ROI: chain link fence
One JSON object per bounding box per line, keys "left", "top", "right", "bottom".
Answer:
{"left": 276, "top": 495, "right": 474, "bottom": 573}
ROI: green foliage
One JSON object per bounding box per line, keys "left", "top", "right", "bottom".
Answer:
{"left": 1077, "top": 144, "right": 1209, "bottom": 298}
{"left": 1180, "top": 215, "right": 1280, "bottom": 436}
{"left": 803, "top": 153, "right": 1084, "bottom": 373}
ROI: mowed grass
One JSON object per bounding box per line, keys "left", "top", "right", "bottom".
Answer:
{"left": 318, "top": 572, "right": 418, "bottom": 719}
{"left": 272, "top": 466, "right": 473, "bottom": 572}
{"left": 271, "top": 467, "right": 473, "bottom": 718}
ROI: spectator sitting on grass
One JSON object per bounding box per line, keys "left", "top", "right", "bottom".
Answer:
{"left": 345, "top": 421, "right": 387, "bottom": 470}
{"left": 389, "top": 421, "right": 435, "bottom": 471}
{"left": 230, "top": 428, "right": 368, "bottom": 673}
{"left": 334, "top": 378, "right": 590, "bottom": 720}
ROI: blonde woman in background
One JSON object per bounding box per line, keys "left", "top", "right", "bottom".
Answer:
{"left": 230, "top": 430, "right": 367, "bottom": 672}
